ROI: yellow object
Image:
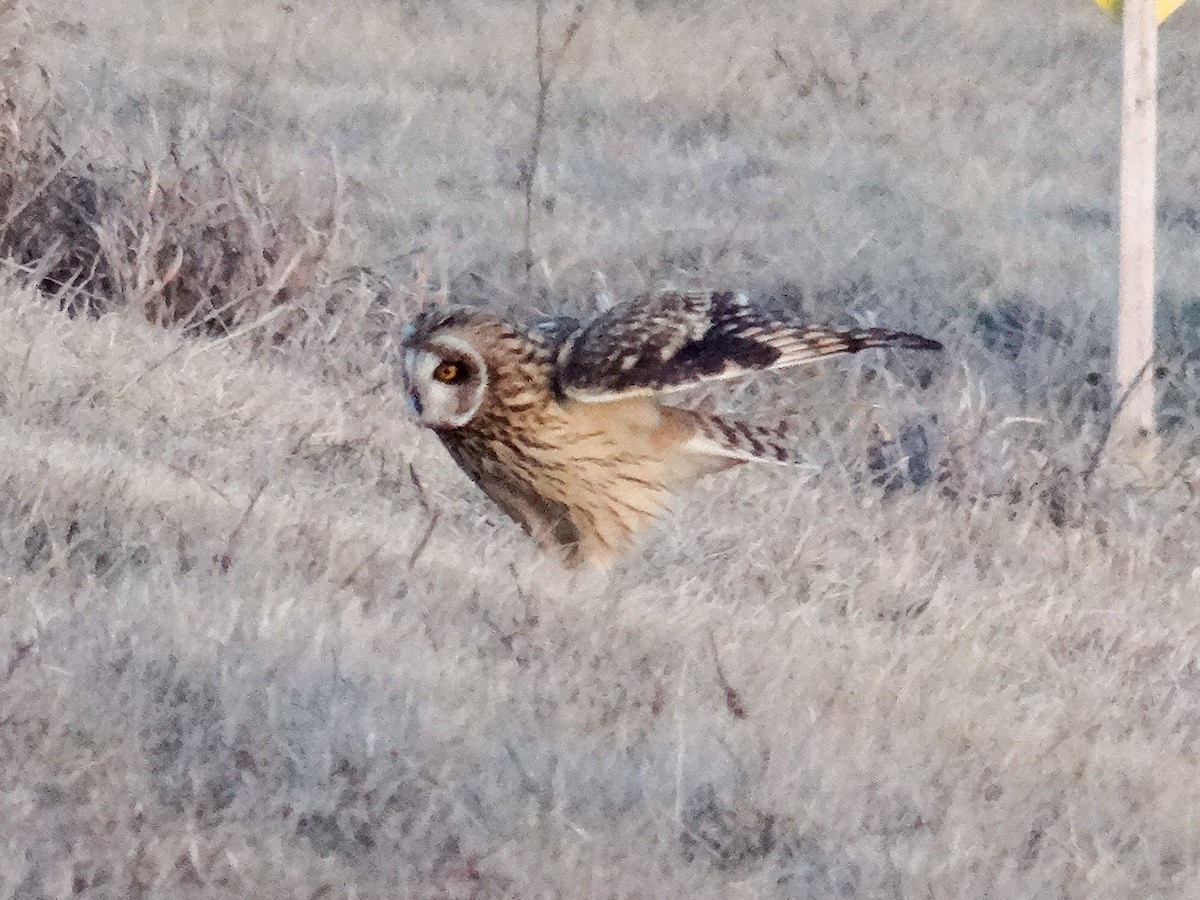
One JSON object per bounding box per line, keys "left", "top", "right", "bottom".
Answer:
{"left": 1094, "top": 0, "right": 1188, "bottom": 22}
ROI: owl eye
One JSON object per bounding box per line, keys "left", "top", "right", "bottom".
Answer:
{"left": 433, "top": 361, "right": 470, "bottom": 384}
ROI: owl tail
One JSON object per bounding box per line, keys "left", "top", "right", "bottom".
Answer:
{"left": 681, "top": 409, "right": 802, "bottom": 470}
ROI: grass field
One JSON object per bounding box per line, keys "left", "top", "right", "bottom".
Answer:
{"left": 4, "top": 0, "right": 1200, "bottom": 896}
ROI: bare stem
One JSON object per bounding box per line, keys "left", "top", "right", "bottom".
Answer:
{"left": 521, "top": 0, "right": 584, "bottom": 285}
{"left": 1080, "top": 355, "right": 1155, "bottom": 486}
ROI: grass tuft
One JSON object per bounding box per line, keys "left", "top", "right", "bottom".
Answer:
{"left": 1, "top": 8, "right": 337, "bottom": 339}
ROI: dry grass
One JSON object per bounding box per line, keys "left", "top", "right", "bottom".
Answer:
{"left": 3, "top": 0, "right": 1200, "bottom": 896}
{"left": 1, "top": 5, "right": 336, "bottom": 336}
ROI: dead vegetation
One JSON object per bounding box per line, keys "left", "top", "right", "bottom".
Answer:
{"left": 94, "top": 153, "right": 334, "bottom": 338}
{"left": 0, "top": 37, "right": 112, "bottom": 314}
{"left": 0, "top": 14, "right": 337, "bottom": 339}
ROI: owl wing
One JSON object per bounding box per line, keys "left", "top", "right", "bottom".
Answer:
{"left": 554, "top": 290, "right": 942, "bottom": 402}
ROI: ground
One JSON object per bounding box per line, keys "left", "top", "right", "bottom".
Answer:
{"left": 2, "top": 0, "right": 1200, "bottom": 897}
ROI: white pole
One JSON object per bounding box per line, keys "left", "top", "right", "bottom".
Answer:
{"left": 1115, "top": 0, "right": 1159, "bottom": 443}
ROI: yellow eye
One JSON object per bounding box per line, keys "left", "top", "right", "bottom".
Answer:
{"left": 433, "top": 361, "right": 461, "bottom": 383}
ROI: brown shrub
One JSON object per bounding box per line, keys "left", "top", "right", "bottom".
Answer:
{"left": 95, "top": 155, "right": 335, "bottom": 339}
{"left": 0, "top": 5, "right": 336, "bottom": 338}
{"left": 0, "top": 55, "right": 113, "bottom": 316}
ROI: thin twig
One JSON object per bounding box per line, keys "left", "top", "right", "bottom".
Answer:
{"left": 0, "top": 145, "right": 79, "bottom": 232}
{"left": 0, "top": 256, "right": 111, "bottom": 312}
{"left": 504, "top": 742, "right": 546, "bottom": 802}
{"left": 408, "top": 463, "right": 429, "bottom": 511}
{"left": 707, "top": 629, "right": 748, "bottom": 720}
{"left": 167, "top": 463, "right": 232, "bottom": 503}
{"left": 111, "top": 343, "right": 190, "bottom": 401}
{"left": 508, "top": 562, "right": 538, "bottom": 626}
{"left": 339, "top": 545, "right": 382, "bottom": 590}
{"left": 218, "top": 477, "right": 268, "bottom": 572}
{"left": 547, "top": 2, "right": 585, "bottom": 81}
{"left": 521, "top": 0, "right": 548, "bottom": 282}
{"left": 521, "top": 0, "right": 585, "bottom": 284}
{"left": 772, "top": 47, "right": 812, "bottom": 98}
{"left": 1080, "top": 356, "right": 1155, "bottom": 485}
{"left": 504, "top": 742, "right": 556, "bottom": 812}
{"left": 5, "top": 641, "right": 35, "bottom": 680}
{"left": 406, "top": 510, "right": 441, "bottom": 570}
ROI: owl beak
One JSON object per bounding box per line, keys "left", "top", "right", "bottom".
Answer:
{"left": 401, "top": 347, "right": 424, "bottom": 418}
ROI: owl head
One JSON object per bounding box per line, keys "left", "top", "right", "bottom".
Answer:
{"left": 400, "top": 308, "right": 492, "bottom": 429}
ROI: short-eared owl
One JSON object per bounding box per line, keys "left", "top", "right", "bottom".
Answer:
{"left": 401, "top": 290, "right": 940, "bottom": 566}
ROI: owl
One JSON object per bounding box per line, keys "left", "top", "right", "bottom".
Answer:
{"left": 400, "top": 290, "right": 941, "bottom": 567}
